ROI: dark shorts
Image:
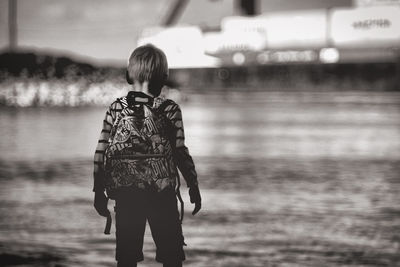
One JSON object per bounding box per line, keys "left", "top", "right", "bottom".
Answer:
{"left": 114, "top": 188, "right": 185, "bottom": 264}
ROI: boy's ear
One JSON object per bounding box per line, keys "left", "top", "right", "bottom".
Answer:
{"left": 126, "top": 70, "right": 133, "bottom": 84}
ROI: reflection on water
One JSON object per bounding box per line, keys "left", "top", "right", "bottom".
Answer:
{"left": 0, "top": 91, "right": 400, "bottom": 266}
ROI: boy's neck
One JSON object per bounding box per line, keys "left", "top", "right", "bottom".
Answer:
{"left": 132, "top": 81, "right": 154, "bottom": 97}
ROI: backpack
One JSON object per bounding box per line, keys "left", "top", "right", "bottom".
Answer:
{"left": 103, "top": 94, "right": 178, "bottom": 199}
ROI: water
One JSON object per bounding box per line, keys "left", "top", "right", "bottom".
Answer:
{"left": 0, "top": 91, "right": 400, "bottom": 266}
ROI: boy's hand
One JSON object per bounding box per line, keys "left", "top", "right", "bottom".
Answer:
{"left": 189, "top": 186, "right": 202, "bottom": 215}
{"left": 94, "top": 191, "right": 110, "bottom": 217}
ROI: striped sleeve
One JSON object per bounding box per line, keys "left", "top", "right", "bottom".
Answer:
{"left": 93, "top": 100, "right": 122, "bottom": 192}
{"left": 164, "top": 102, "right": 198, "bottom": 188}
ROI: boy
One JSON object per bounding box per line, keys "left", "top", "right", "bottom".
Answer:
{"left": 93, "top": 44, "right": 201, "bottom": 267}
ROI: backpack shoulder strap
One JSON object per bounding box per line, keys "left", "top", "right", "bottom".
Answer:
{"left": 117, "top": 96, "right": 129, "bottom": 109}
{"left": 157, "top": 98, "right": 175, "bottom": 112}
{"left": 155, "top": 99, "right": 176, "bottom": 139}
{"left": 109, "top": 97, "right": 130, "bottom": 138}
{"left": 154, "top": 98, "right": 185, "bottom": 221}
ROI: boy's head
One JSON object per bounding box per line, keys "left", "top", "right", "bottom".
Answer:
{"left": 126, "top": 44, "right": 169, "bottom": 97}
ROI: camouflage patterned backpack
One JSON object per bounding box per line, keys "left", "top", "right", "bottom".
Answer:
{"left": 103, "top": 93, "right": 178, "bottom": 199}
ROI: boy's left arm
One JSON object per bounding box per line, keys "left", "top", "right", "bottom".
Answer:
{"left": 93, "top": 105, "right": 114, "bottom": 192}
{"left": 93, "top": 104, "right": 115, "bottom": 218}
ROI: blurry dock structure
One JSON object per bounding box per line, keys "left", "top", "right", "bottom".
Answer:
{"left": 140, "top": 0, "right": 400, "bottom": 92}
{"left": 236, "top": 0, "right": 260, "bottom": 16}
{"left": 161, "top": 0, "right": 189, "bottom": 26}
{"left": 161, "top": 0, "right": 260, "bottom": 27}
{"left": 8, "top": 0, "right": 17, "bottom": 51}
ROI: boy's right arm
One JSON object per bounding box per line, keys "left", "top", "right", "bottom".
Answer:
{"left": 164, "top": 101, "right": 201, "bottom": 214}
{"left": 164, "top": 102, "right": 198, "bottom": 188}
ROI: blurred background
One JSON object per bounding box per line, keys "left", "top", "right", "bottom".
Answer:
{"left": 0, "top": 0, "right": 400, "bottom": 266}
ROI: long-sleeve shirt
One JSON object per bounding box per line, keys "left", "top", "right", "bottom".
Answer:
{"left": 93, "top": 96, "right": 198, "bottom": 192}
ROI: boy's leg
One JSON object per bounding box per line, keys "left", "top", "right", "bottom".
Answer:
{"left": 115, "top": 189, "right": 147, "bottom": 265}
{"left": 163, "top": 262, "right": 182, "bottom": 267}
{"left": 117, "top": 261, "right": 137, "bottom": 267}
{"left": 147, "top": 189, "right": 185, "bottom": 265}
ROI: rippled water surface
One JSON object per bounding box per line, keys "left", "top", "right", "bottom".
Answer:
{"left": 1, "top": 91, "right": 400, "bottom": 266}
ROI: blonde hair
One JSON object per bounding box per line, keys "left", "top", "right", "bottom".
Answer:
{"left": 126, "top": 44, "right": 169, "bottom": 97}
